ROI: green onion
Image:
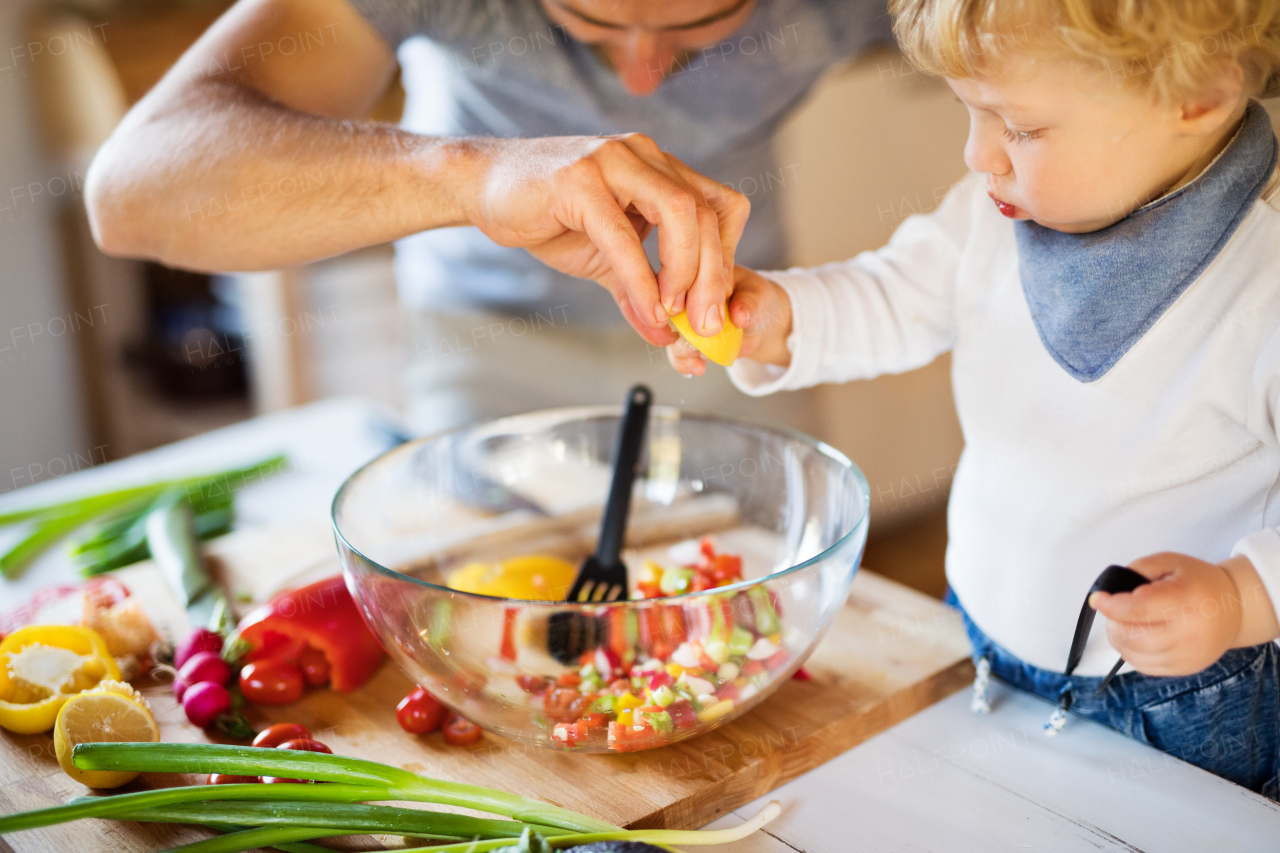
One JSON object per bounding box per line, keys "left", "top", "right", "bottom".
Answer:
{"left": 0, "top": 784, "right": 391, "bottom": 834}
{"left": 71, "top": 743, "right": 614, "bottom": 832}
{"left": 398, "top": 802, "right": 782, "bottom": 852}
{"left": 0, "top": 455, "right": 286, "bottom": 579}
{"left": 161, "top": 826, "right": 366, "bottom": 853}
{"left": 103, "top": 801, "right": 575, "bottom": 840}
{"left": 0, "top": 742, "right": 780, "bottom": 853}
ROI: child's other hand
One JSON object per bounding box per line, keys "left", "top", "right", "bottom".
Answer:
{"left": 1089, "top": 552, "right": 1244, "bottom": 676}
{"left": 667, "top": 266, "right": 793, "bottom": 376}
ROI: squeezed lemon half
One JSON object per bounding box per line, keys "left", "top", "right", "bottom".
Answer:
{"left": 54, "top": 680, "right": 159, "bottom": 788}
{"left": 447, "top": 555, "right": 578, "bottom": 600}
{"left": 669, "top": 302, "right": 743, "bottom": 366}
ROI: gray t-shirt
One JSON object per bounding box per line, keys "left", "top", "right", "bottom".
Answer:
{"left": 349, "top": 0, "right": 891, "bottom": 321}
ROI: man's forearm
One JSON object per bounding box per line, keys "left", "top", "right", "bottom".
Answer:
{"left": 86, "top": 80, "right": 483, "bottom": 271}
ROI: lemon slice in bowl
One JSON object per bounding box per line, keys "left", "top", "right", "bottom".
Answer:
{"left": 669, "top": 303, "right": 743, "bottom": 366}
{"left": 448, "top": 555, "right": 578, "bottom": 600}
{"left": 54, "top": 680, "right": 159, "bottom": 788}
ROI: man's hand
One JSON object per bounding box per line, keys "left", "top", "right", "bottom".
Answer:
{"left": 1091, "top": 551, "right": 1279, "bottom": 676}
{"left": 467, "top": 134, "right": 749, "bottom": 348}
{"left": 668, "top": 266, "right": 793, "bottom": 375}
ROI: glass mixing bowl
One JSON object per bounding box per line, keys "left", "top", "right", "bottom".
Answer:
{"left": 333, "top": 405, "right": 869, "bottom": 753}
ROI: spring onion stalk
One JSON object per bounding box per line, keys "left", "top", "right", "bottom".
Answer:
{"left": 205, "top": 825, "right": 333, "bottom": 853}
{"left": 397, "top": 802, "right": 783, "bottom": 853}
{"left": 0, "top": 784, "right": 392, "bottom": 834}
{"left": 0, "top": 455, "right": 285, "bottom": 578}
{"left": 104, "top": 801, "right": 576, "bottom": 839}
{"left": 71, "top": 743, "right": 618, "bottom": 833}
{"left": 160, "top": 826, "right": 367, "bottom": 853}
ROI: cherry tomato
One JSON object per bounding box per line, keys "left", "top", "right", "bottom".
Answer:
{"left": 252, "top": 722, "right": 313, "bottom": 748}
{"left": 577, "top": 712, "right": 608, "bottom": 730}
{"left": 442, "top": 714, "right": 483, "bottom": 746}
{"left": 262, "top": 738, "right": 332, "bottom": 783}
{"left": 276, "top": 738, "right": 332, "bottom": 753}
{"left": 208, "top": 773, "right": 260, "bottom": 785}
{"left": 298, "top": 646, "right": 331, "bottom": 687}
{"left": 396, "top": 688, "right": 448, "bottom": 734}
{"left": 239, "top": 659, "right": 305, "bottom": 706}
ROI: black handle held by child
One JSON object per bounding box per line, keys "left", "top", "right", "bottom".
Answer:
{"left": 1064, "top": 565, "right": 1150, "bottom": 694}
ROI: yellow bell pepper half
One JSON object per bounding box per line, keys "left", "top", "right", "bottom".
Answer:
{"left": 0, "top": 625, "right": 121, "bottom": 734}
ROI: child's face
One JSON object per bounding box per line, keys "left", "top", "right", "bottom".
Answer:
{"left": 947, "top": 59, "right": 1230, "bottom": 233}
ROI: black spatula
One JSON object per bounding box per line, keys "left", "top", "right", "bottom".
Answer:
{"left": 566, "top": 384, "right": 651, "bottom": 603}
{"left": 1064, "top": 564, "right": 1150, "bottom": 696}
{"left": 547, "top": 385, "right": 650, "bottom": 665}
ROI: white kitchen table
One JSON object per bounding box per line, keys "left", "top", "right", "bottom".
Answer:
{"left": 2, "top": 397, "right": 1277, "bottom": 853}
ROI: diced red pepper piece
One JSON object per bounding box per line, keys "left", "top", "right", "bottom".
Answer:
{"left": 607, "top": 720, "right": 663, "bottom": 752}
{"left": 234, "top": 575, "right": 385, "bottom": 692}
{"left": 499, "top": 608, "right": 518, "bottom": 662}
{"left": 578, "top": 712, "right": 608, "bottom": 729}
{"left": 553, "top": 722, "right": 579, "bottom": 747}
{"left": 741, "top": 659, "right": 765, "bottom": 677}
{"left": 791, "top": 667, "right": 812, "bottom": 681}
{"left": 607, "top": 609, "right": 631, "bottom": 660}
{"left": 544, "top": 686, "right": 584, "bottom": 721}
{"left": 659, "top": 606, "right": 687, "bottom": 647}
{"left": 764, "top": 649, "right": 790, "bottom": 671}
{"left": 557, "top": 672, "right": 582, "bottom": 688}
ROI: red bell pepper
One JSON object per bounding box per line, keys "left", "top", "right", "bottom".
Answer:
{"left": 234, "top": 576, "right": 384, "bottom": 692}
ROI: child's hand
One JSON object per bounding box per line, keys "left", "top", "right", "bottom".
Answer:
{"left": 667, "top": 266, "right": 793, "bottom": 376}
{"left": 1089, "top": 552, "right": 1266, "bottom": 676}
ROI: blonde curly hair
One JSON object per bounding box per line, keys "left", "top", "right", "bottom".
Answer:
{"left": 889, "top": 0, "right": 1280, "bottom": 101}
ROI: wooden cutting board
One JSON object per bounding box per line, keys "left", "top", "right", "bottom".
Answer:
{"left": 0, "top": 526, "right": 973, "bottom": 852}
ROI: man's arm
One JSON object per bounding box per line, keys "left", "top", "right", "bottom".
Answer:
{"left": 85, "top": 0, "right": 744, "bottom": 344}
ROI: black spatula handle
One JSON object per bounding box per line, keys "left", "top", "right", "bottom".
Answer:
{"left": 1091, "top": 565, "right": 1150, "bottom": 596}
{"left": 595, "top": 385, "right": 651, "bottom": 566}
{"left": 1064, "top": 564, "right": 1150, "bottom": 676}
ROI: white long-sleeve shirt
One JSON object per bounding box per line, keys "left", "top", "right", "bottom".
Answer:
{"left": 730, "top": 170, "right": 1280, "bottom": 676}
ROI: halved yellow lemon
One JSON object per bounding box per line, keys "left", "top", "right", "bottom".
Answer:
{"left": 447, "top": 555, "right": 578, "bottom": 600}
{"left": 669, "top": 303, "right": 743, "bottom": 366}
{"left": 54, "top": 680, "right": 159, "bottom": 788}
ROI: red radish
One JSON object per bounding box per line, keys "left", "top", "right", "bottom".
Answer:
{"left": 178, "top": 650, "right": 231, "bottom": 688}
{"left": 252, "top": 723, "right": 312, "bottom": 748}
{"left": 647, "top": 671, "right": 674, "bottom": 691}
{"left": 174, "top": 628, "right": 223, "bottom": 669}
{"left": 183, "top": 681, "right": 231, "bottom": 728}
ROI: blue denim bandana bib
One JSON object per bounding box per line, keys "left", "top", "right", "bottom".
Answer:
{"left": 1015, "top": 101, "right": 1279, "bottom": 383}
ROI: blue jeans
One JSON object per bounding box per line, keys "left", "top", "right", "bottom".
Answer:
{"left": 946, "top": 590, "right": 1280, "bottom": 799}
